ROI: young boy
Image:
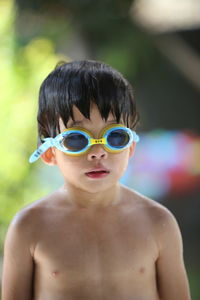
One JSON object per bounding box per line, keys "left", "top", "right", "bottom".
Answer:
{"left": 2, "top": 60, "right": 191, "bottom": 300}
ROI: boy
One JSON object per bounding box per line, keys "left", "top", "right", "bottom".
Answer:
{"left": 2, "top": 60, "right": 191, "bottom": 300}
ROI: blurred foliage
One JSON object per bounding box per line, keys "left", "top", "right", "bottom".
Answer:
{"left": 15, "top": 0, "right": 159, "bottom": 80}
{"left": 187, "top": 267, "right": 200, "bottom": 300}
{"left": 0, "top": 0, "right": 67, "bottom": 252}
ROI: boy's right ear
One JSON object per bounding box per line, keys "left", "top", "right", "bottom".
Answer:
{"left": 41, "top": 147, "right": 57, "bottom": 166}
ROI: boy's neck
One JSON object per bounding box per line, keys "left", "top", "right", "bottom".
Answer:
{"left": 61, "top": 182, "right": 122, "bottom": 209}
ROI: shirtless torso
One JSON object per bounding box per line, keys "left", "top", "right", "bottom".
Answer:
{"left": 2, "top": 185, "right": 191, "bottom": 300}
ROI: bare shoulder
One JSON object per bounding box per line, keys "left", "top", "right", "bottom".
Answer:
{"left": 7, "top": 189, "right": 62, "bottom": 241}
{"left": 121, "top": 184, "right": 180, "bottom": 235}
{"left": 12, "top": 192, "right": 54, "bottom": 224}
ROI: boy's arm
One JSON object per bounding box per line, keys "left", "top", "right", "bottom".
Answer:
{"left": 2, "top": 211, "right": 35, "bottom": 300}
{"left": 155, "top": 208, "right": 191, "bottom": 300}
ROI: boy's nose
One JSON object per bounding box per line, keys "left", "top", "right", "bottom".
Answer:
{"left": 87, "top": 145, "right": 108, "bottom": 161}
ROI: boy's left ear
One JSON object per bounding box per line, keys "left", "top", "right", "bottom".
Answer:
{"left": 41, "top": 147, "right": 57, "bottom": 166}
{"left": 129, "top": 142, "right": 136, "bottom": 158}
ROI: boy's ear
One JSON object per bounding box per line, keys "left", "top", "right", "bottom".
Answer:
{"left": 41, "top": 147, "right": 57, "bottom": 166}
{"left": 129, "top": 142, "right": 136, "bottom": 158}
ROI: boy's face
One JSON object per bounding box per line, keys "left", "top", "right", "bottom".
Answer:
{"left": 44, "top": 103, "right": 135, "bottom": 194}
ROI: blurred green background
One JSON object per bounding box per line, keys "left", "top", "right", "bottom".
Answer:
{"left": 1, "top": 0, "right": 200, "bottom": 298}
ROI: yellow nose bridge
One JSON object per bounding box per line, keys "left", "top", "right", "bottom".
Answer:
{"left": 90, "top": 137, "right": 106, "bottom": 145}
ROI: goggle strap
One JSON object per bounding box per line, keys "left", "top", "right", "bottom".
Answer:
{"left": 132, "top": 132, "right": 140, "bottom": 143}
{"left": 29, "top": 138, "right": 54, "bottom": 163}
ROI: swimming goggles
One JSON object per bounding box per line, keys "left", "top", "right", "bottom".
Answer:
{"left": 29, "top": 124, "right": 139, "bottom": 163}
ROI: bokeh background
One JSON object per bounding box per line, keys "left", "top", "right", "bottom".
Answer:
{"left": 0, "top": 0, "right": 200, "bottom": 298}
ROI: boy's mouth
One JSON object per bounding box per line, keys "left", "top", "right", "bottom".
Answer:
{"left": 85, "top": 168, "right": 110, "bottom": 178}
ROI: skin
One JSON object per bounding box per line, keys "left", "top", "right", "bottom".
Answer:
{"left": 2, "top": 104, "right": 191, "bottom": 300}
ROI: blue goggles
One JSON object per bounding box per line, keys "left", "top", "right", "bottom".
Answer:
{"left": 29, "top": 124, "right": 139, "bottom": 163}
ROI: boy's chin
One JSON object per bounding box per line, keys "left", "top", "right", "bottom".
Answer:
{"left": 76, "top": 179, "right": 115, "bottom": 194}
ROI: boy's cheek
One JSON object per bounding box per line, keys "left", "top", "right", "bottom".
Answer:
{"left": 46, "top": 146, "right": 134, "bottom": 170}
{"left": 53, "top": 150, "right": 83, "bottom": 172}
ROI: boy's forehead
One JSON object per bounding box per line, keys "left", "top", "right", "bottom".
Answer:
{"left": 59, "top": 104, "right": 115, "bottom": 131}
{"left": 71, "top": 103, "right": 112, "bottom": 119}
{"left": 71, "top": 105, "right": 86, "bottom": 120}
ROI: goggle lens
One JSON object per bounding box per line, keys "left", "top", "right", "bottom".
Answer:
{"left": 107, "top": 129, "right": 129, "bottom": 148}
{"left": 62, "top": 132, "right": 88, "bottom": 152}
{"left": 62, "top": 128, "right": 130, "bottom": 152}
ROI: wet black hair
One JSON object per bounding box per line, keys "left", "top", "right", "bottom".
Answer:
{"left": 37, "top": 60, "right": 139, "bottom": 143}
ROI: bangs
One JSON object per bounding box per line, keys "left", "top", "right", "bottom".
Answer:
{"left": 37, "top": 60, "right": 139, "bottom": 141}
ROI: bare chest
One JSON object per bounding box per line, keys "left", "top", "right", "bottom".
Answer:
{"left": 33, "top": 208, "right": 159, "bottom": 299}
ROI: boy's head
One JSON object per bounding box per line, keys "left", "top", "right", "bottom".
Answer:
{"left": 37, "top": 60, "right": 139, "bottom": 143}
